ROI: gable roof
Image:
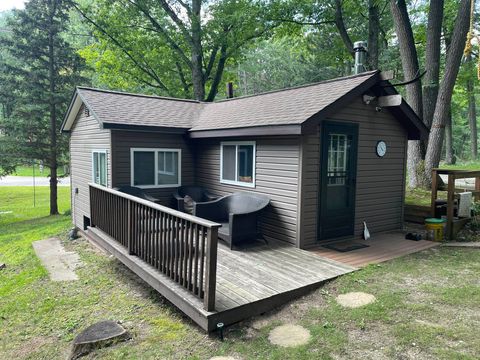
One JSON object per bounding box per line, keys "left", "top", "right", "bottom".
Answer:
{"left": 61, "top": 70, "right": 428, "bottom": 140}
{"left": 62, "top": 87, "right": 200, "bottom": 133}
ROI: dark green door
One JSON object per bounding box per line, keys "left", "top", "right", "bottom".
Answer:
{"left": 319, "top": 121, "right": 359, "bottom": 241}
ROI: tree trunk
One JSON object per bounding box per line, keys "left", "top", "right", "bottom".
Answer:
{"left": 466, "top": 54, "right": 478, "bottom": 159}
{"left": 367, "top": 0, "right": 379, "bottom": 69}
{"left": 390, "top": 0, "right": 424, "bottom": 188}
{"left": 206, "top": 42, "right": 227, "bottom": 102}
{"left": 48, "top": 3, "right": 58, "bottom": 215}
{"left": 445, "top": 108, "right": 455, "bottom": 164}
{"left": 190, "top": 0, "right": 205, "bottom": 101}
{"left": 422, "top": 0, "right": 443, "bottom": 156}
{"left": 334, "top": 0, "right": 354, "bottom": 56}
{"left": 424, "top": 0, "right": 472, "bottom": 183}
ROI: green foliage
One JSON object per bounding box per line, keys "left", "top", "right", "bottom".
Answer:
{"left": 75, "top": 0, "right": 279, "bottom": 100}
{"left": 0, "top": 0, "right": 86, "bottom": 177}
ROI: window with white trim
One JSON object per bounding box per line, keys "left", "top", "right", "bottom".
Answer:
{"left": 131, "top": 148, "right": 181, "bottom": 188}
{"left": 92, "top": 150, "right": 107, "bottom": 186}
{"left": 220, "top": 142, "right": 255, "bottom": 187}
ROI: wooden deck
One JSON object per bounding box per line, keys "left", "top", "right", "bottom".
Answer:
{"left": 87, "top": 227, "right": 356, "bottom": 331}
{"left": 311, "top": 231, "right": 439, "bottom": 268}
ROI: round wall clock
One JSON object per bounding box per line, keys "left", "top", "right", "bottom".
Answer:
{"left": 376, "top": 140, "right": 387, "bottom": 157}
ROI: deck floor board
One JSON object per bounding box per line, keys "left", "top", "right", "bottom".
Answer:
{"left": 86, "top": 227, "right": 355, "bottom": 331}
{"left": 311, "top": 231, "right": 439, "bottom": 268}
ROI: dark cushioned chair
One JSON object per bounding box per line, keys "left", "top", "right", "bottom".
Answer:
{"left": 193, "top": 192, "right": 270, "bottom": 249}
{"left": 173, "top": 186, "right": 216, "bottom": 213}
{"left": 115, "top": 185, "right": 160, "bottom": 203}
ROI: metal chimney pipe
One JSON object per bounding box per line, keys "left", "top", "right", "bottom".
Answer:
{"left": 226, "top": 82, "right": 234, "bottom": 98}
{"left": 353, "top": 41, "right": 368, "bottom": 74}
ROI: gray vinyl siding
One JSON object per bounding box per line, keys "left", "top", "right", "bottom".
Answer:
{"left": 110, "top": 130, "right": 195, "bottom": 206}
{"left": 194, "top": 137, "right": 301, "bottom": 245}
{"left": 70, "top": 105, "right": 111, "bottom": 229}
{"left": 299, "top": 97, "right": 408, "bottom": 248}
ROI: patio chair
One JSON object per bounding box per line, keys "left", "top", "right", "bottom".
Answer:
{"left": 193, "top": 192, "right": 270, "bottom": 249}
{"left": 173, "top": 185, "right": 217, "bottom": 214}
{"left": 115, "top": 185, "right": 160, "bottom": 203}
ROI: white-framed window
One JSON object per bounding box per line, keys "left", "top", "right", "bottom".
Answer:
{"left": 220, "top": 141, "right": 256, "bottom": 187}
{"left": 92, "top": 150, "right": 107, "bottom": 186}
{"left": 130, "top": 148, "right": 181, "bottom": 188}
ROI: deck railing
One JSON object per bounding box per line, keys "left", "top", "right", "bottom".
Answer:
{"left": 89, "top": 183, "right": 220, "bottom": 311}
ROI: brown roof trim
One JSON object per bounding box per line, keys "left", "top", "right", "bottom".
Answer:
{"left": 189, "top": 125, "right": 303, "bottom": 138}
{"left": 103, "top": 123, "right": 189, "bottom": 133}
{"left": 388, "top": 102, "right": 429, "bottom": 140}
{"left": 380, "top": 83, "right": 429, "bottom": 140}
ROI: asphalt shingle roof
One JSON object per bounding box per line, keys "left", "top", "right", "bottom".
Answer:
{"left": 69, "top": 71, "right": 379, "bottom": 132}
{"left": 77, "top": 88, "right": 200, "bottom": 129}
{"left": 192, "top": 71, "right": 378, "bottom": 131}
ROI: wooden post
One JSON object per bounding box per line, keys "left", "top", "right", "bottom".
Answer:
{"left": 127, "top": 200, "right": 134, "bottom": 255}
{"left": 430, "top": 169, "right": 438, "bottom": 217}
{"left": 475, "top": 176, "right": 480, "bottom": 202}
{"left": 446, "top": 173, "right": 455, "bottom": 240}
{"left": 203, "top": 226, "right": 218, "bottom": 312}
{"left": 89, "top": 185, "right": 95, "bottom": 228}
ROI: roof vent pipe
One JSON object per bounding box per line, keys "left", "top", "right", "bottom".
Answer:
{"left": 353, "top": 41, "right": 368, "bottom": 74}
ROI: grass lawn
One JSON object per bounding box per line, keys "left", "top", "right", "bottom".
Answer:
{"left": 12, "top": 165, "right": 66, "bottom": 177}
{"left": 1, "top": 187, "right": 479, "bottom": 359}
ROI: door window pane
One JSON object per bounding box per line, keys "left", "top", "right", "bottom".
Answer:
{"left": 222, "top": 145, "right": 236, "bottom": 181}
{"left": 133, "top": 151, "right": 155, "bottom": 186}
{"left": 327, "top": 134, "right": 348, "bottom": 185}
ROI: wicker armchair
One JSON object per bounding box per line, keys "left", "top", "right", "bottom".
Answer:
{"left": 193, "top": 192, "right": 270, "bottom": 249}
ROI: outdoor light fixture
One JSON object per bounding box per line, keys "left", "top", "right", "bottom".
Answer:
{"left": 217, "top": 322, "right": 224, "bottom": 341}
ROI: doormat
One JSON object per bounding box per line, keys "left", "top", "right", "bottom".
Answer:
{"left": 323, "top": 241, "right": 369, "bottom": 252}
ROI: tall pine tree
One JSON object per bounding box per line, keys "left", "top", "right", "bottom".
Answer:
{"left": 0, "top": 0, "right": 85, "bottom": 214}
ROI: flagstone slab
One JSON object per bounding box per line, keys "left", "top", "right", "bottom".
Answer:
{"left": 336, "top": 292, "right": 376, "bottom": 308}
{"left": 268, "top": 324, "right": 311, "bottom": 347}
{"left": 33, "top": 237, "right": 81, "bottom": 281}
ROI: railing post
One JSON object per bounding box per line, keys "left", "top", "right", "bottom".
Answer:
{"left": 203, "top": 226, "right": 218, "bottom": 312}
{"left": 430, "top": 169, "right": 438, "bottom": 217}
{"left": 475, "top": 176, "right": 480, "bottom": 202}
{"left": 446, "top": 173, "right": 455, "bottom": 240}
{"left": 127, "top": 200, "right": 134, "bottom": 255}
{"left": 89, "top": 185, "right": 95, "bottom": 228}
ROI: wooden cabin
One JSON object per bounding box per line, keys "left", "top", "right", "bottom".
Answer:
{"left": 61, "top": 70, "right": 429, "bottom": 331}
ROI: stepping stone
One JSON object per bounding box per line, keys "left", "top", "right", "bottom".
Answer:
{"left": 32, "top": 237, "right": 82, "bottom": 281}
{"left": 0, "top": 263, "right": 5, "bottom": 270}
{"left": 336, "top": 292, "right": 376, "bottom": 308}
{"left": 69, "top": 321, "right": 129, "bottom": 359}
{"left": 268, "top": 324, "right": 311, "bottom": 347}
